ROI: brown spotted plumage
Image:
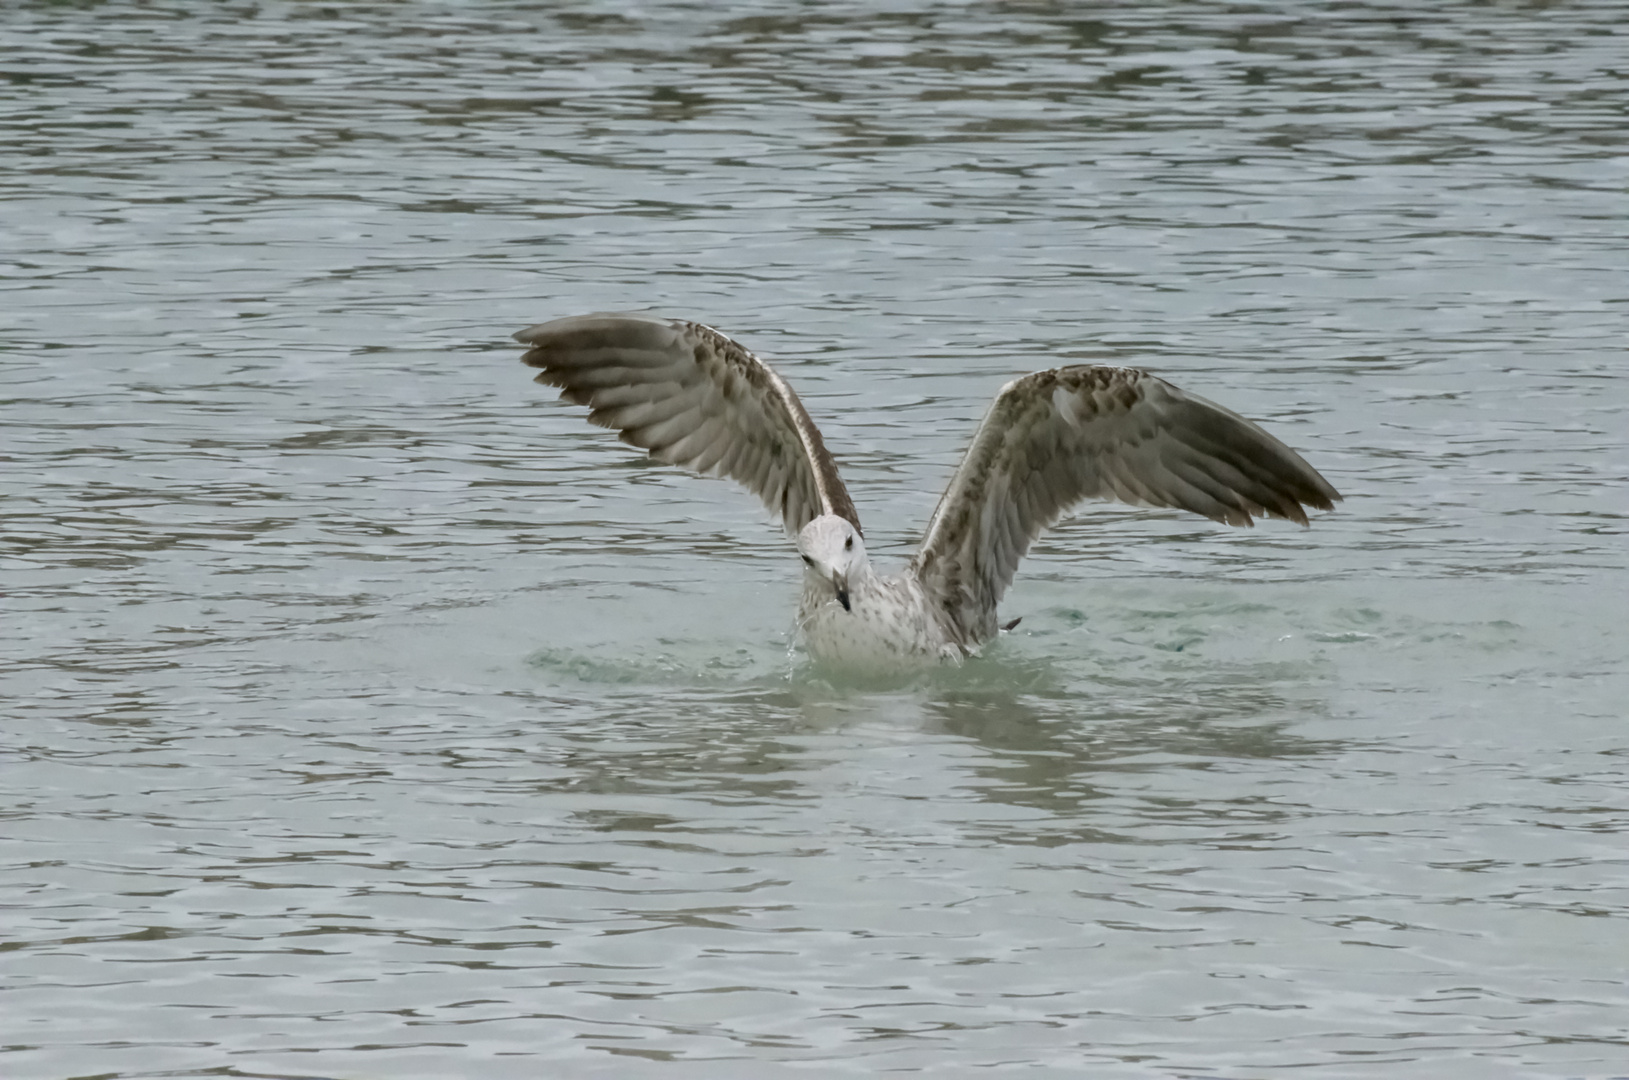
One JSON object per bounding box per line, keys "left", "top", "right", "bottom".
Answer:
{"left": 515, "top": 313, "right": 1340, "bottom": 671}
{"left": 911, "top": 365, "right": 1340, "bottom": 644}
{"left": 516, "top": 313, "right": 859, "bottom": 536}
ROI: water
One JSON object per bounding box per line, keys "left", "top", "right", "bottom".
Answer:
{"left": 4, "top": 2, "right": 1627, "bottom": 1077}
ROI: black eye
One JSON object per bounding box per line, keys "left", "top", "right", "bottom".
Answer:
{"left": 844, "top": 537, "right": 853, "bottom": 550}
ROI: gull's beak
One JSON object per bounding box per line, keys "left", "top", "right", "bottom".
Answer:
{"left": 832, "top": 572, "right": 850, "bottom": 612}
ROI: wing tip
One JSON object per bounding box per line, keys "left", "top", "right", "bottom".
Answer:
{"left": 1264, "top": 486, "right": 1340, "bottom": 528}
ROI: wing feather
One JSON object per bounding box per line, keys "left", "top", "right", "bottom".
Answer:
{"left": 590, "top": 392, "right": 696, "bottom": 431}
{"left": 516, "top": 314, "right": 860, "bottom": 535}
{"left": 911, "top": 366, "right": 1339, "bottom": 645}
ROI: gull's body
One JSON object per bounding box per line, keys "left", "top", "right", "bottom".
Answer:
{"left": 797, "top": 543, "right": 960, "bottom": 672}
{"left": 515, "top": 313, "right": 1341, "bottom": 673}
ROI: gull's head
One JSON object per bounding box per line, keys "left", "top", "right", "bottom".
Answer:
{"left": 796, "top": 514, "right": 866, "bottom": 612}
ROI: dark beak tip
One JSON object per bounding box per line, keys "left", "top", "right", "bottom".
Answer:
{"left": 836, "top": 590, "right": 851, "bottom": 612}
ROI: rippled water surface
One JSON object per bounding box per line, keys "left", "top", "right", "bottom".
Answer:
{"left": 4, "top": 2, "right": 1627, "bottom": 1077}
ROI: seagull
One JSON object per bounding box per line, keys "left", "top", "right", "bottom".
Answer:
{"left": 515, "top": 314, "right": 1340, "bottom": 673}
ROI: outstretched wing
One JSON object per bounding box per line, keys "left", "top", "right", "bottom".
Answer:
{"left": 910, "top": 365, "right": 1340, "bottom": 644}
{"left": 515, "top": 313, "right": 860, "bottom": 535}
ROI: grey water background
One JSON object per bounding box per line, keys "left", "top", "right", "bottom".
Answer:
{"left": 3, "top": 1, "right": 1627, "bottom": 1077}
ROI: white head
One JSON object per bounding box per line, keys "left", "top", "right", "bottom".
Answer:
{"left": 796, "top": 514, "right": 868, "bottom": 612}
